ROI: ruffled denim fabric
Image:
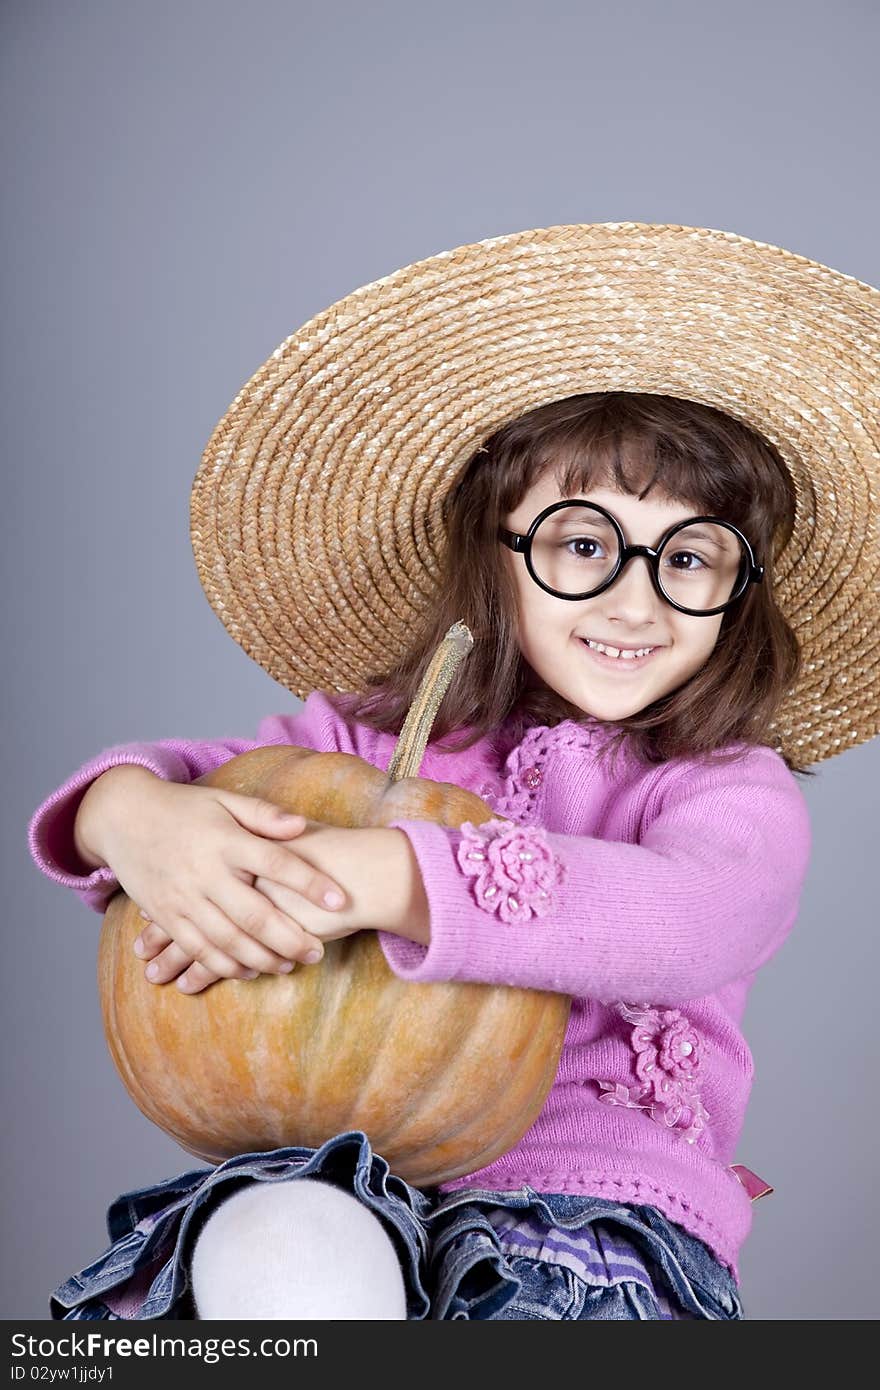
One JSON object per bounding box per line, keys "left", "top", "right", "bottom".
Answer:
{"left": 49, "top": 1131, "right": 744, "bottom": 1321}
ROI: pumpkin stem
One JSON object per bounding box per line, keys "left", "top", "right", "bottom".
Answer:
{"left": 385, "top": 621, "right": 474, "bottom": 782}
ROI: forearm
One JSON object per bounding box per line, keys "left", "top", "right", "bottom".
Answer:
{"left": 315, "top": 826, "right": 431, "bottom": 943}
{"left": 73, "top": 764, "right": 161, "bottom": 869}
{"left": 377, "top": 829, "right": 431, "bottom": 945}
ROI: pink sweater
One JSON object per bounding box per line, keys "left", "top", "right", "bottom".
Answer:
{"left": 27, "top": 690, "right": 812, "bottom": 1281}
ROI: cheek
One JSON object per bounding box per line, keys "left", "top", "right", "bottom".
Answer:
{"left": 518, "top": 593, "right": 569, "bottom": 645}
{"left": 678, "top": 620, "right": 723, "bottom": 668}
{"left": 510, "top": 571, "right": 551, "bottom": 630}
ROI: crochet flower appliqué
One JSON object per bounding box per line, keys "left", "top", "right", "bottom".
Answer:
{"left": 596, "top": 1001, "right": 709, "bottom": 1145}
{"left": 455, "top": 818, "right": 567, "bottom": 924}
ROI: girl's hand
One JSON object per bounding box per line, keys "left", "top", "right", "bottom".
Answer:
{"left": 132, "top": 845, "right": 359, "bottom": 991}
{"left": 130, "top": 823, "right": 359, "bottom": 993}
{"left": 93, "top": 775, "right": 353, "bottom": 985}
{"left": 132, "top": 823, "right": 429, "bottom": 993}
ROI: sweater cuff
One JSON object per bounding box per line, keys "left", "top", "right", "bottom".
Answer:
{"left": 376, "top": 815, "right": 573, "bottom": 993}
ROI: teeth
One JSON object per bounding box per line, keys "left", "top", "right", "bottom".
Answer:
{"left": 584, "top": 639, "right": 655, "bottom": 660}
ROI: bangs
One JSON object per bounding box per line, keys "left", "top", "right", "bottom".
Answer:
{"left": 499, "top": 393, "right": 767, "bottom": 529}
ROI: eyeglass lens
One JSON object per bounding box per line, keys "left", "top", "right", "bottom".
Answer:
{"left": 529, "top": 505, "right": 747, "bottom": 611}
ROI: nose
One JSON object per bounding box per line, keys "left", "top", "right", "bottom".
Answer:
{"left": 598, "top": 553, "right": 661, "bottom": 627}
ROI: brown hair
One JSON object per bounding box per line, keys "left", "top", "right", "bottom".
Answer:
{"left": 332, "top": 392, "right": 813, "bottom": 779}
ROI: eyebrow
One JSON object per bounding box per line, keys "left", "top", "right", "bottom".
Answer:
{"left": 544, "top": 512, "right": 615, "bottom": 530}
{"left": 670, "top": 527, "right": 728, "bottom": 552}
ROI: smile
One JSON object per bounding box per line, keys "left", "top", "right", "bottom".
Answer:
{"left": 578, "top": 637, "right": 662, "bottom": 670}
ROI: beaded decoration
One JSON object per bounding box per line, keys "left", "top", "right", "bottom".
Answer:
{"left": 490, "top": 719, "right": 600, "bottom": 825}
{"left": 596, "top": 1002, "right": 710, "bottom": 1145}
{"left": 455, "top": 818, "right": 567, "bottom": 923}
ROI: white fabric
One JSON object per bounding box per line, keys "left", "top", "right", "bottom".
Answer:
{"left": 191, "top": 1177, "right": 408, "bottom": 1320}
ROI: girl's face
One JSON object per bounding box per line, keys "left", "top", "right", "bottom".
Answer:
{"left": 501, "top": 472, "right": 726, "bottom": 722}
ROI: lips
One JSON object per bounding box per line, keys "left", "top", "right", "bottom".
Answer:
{"left": 580, "top": 637, "right": 661, "bottom": 653}
{"left": 578, "top": 637, "right": 662, "bottom": 669}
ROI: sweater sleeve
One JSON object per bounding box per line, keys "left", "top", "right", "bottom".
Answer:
{"left": 27, "top": 690, "right": 360, "bottom": 915}
{"left": 377, "top": 748, "right": 813, "bottom": 1006}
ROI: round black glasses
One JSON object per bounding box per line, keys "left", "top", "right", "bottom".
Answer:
{"left": 498, "top": 500, "right": 764, "bottom": 617}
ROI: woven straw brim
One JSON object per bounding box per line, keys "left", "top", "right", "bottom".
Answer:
{"left": 191, "top": 222, "right": 880, "bottom": 768}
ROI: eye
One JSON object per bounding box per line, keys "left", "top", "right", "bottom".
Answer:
{"left": 563, "top": 536, "right": 605, "bottom": 558}
{"left": 665, "top": 549, "right": 710, "bottom": 571}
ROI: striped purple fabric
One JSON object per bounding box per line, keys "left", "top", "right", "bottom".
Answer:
{"left": 483, "top": 1207, "right": 696, "bottom": 1319}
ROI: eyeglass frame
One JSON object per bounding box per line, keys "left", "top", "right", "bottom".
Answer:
{"left": 498, "top": 499, "right": 764, "bottom": 617}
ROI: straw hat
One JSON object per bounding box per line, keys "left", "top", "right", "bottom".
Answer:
{"left": 190, "top": 222, "right": 880, "bottom": 767}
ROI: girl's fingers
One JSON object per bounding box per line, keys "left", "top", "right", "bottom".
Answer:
{"left": 142, "top": 938, "right": 189, "bottom": 981}
{"left": 135, "top": 908, "right": 264, "bottom": 981}
{"left": 176, "top": 958, "right": 259, "bottom": 994}
{"left": 134, "top": 919, "right": 175, "bottom": 959}
{"left": 134, "top": 913, "right": 280, "bottom": 973}
{"left": 250, "top": 839, "right": 346, "bottom": 912}
{"left": 142, "top": 938, "right": 259, "bottom": 994}
{"left": 215, "top": 879, "right": 325, "bottom": 965}
{"left": 135, "top": 889, "right": 315, "bottom": 976}
{"left": 140, "top": 932, "right": 249, "bottom": 988}
{"left": 135, "top": 913, "right": 270, "bottom": 991}
{"left": 178, "top": 896, "right": 299, "bottom": 978}
{"left": 142, "top": 938, "right": 211, "bottom": 987}
{"left": 254, "top": 875, "right": 329, "bottom": 939}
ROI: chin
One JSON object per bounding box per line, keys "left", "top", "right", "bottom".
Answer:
{"left": 591, "top": 704, "right": 637, "bottom": 722}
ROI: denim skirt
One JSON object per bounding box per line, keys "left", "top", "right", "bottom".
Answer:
{"left": 50, "top": 1130, "right": 744, "bottom": 1321}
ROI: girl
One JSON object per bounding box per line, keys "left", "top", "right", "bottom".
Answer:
{"left": 28, "top": 223, "right": 879, "bottom": 1320}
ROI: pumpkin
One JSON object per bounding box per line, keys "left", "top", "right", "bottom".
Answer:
{"left": 97, "top": 623, "right": 571, "bottom": 1187}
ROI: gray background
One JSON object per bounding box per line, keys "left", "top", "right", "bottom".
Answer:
{"left": 4, "top": 0, "right": 878, "bottom": 1321}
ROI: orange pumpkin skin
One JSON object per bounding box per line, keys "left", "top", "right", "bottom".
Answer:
{"left": 98, "top": 746, "right": 571, "bottom": 1187}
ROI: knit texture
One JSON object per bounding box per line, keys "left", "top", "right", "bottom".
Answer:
{"left": 27, "top": 690, "right": 812, "bottom": 1281}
